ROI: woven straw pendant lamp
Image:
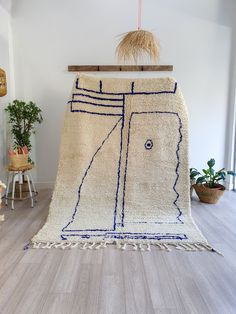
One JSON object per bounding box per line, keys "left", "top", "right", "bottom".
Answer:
{"left": 0, "top": 68, "right": 7, "bottom": 97}
{"left": 116, "top": 0, "right": 160, "bottom": 64}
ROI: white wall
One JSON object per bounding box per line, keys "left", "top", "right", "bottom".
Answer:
{"left": 0, "top": 5, "right": 14, "bottom": 182}
{"left": 225, "top": 7, "right": 236, "bottom": 189}
{"left": 9, "top": 0, "right": 235, "bottom": 184}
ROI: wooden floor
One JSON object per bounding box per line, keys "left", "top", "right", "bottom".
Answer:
{"left": 0, "top": 190, "right": 236, "bottom": 314}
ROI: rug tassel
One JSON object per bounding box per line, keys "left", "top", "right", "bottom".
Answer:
{"left": 188, "top": 244, "right": 197, "bottom": 251}
{"left": 71, "top": 243, "right": 79, "bottom": 248}
{"left": 103, "top": 241, "right": 108, "bottom": 248}
{"left": 182, "top": 244, "right": 192, "bottom": 251}
{"left": 121, "top": 243, "right": 127, "bottom": 250}
{"left": 174, "top": 244, "right": 182, "bottom": 250}
{"left": 82, "top": 243, "right": 88, "bottom": 250}
{"left": 42, "top": 242, "right": 55, "bottom": 249}
{"left": 62, "top": 243, "right": 72, "bottom": 250}
{"left": 29, "top": 241, "right": 222, "bottom": 255}
{"left": 194, "top": 244, "right": 204, "bottom": 251}
{"left": 160, "top": 244, "right": 166, "bottom": 250}
{"left": 54, "top": 243, "right": 64, "bottom": 248}
{"left": 88, "top": 242, "right": 96, "bottom": 250}
{"left": 185, "top": 244, "right": 194, "bottom": 251}
{"left": 116, "top": 242, "right": 122, "bottom": 249}
{"left": 95, "top": 243, "right": 103, "bottom": 250}
{"left": 55, "top": 243, "right": 66, "bottom": 249}
{"left": 33, "top": 242, "right": 41, "bottom": 249}
{"left": 202, "top": 244, "right": 223, "bottom": 256}
{"left": 139, "top": 243, "right": 145, "bottom": 251}
{"left": 163, "top": 244, "right": 171, "bottom": 252}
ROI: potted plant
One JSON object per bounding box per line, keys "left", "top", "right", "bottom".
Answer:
{"left": 193, "top": 158, "right": 235, "bottom": 204}
{"left": 5, "top": 100, "right": 43, "bottom": 197}
{"left": 5, "top": 100, "right": 43, "bottom": 163}
{"left": 190, "top": 168, "right": 200, "bottom": 197}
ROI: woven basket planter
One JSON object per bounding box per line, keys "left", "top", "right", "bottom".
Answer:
{"left": 193, "top": 184, "right": 225, "bottom": 204}
{"left": 0, "top": 68, "right": 7, "bottom": 97}
{"left": 9, "top": 152, "right": 28, "bottom": 168}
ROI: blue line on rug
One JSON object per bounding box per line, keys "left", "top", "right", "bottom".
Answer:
{"left": 131, "top": 81, "right": 135, "bottom": 94}
{"left": 75, "top": 78, "right": 177, "bottom": 96}
{"left": 124, "top": 221, "right": 183, "bottom": 224}
{"left": 69, "top": 99, "right": 123, "bottom": 108}
{"left": 121, "top": 111, "right": 183, "bottom": 226}
{"left": 61, "top": 117, "right": 122, "bottom": 233}
{"left": 174, "top": 115, "right": 183, "bottom": 222}
{"left": 61, "top": 232, "right": 187, "bottom": 241}
{"left": 72, "top": 93, "right": 123, "bottom": 102}
{"left": 100, "top": 80, "right": 103, "bottom": 93}
{"left": 70, "top": 109, "right": 122, "bottom": 116}
{"left": 65, "top": 80, "right": 183, "bottom": 237}
{"left": 113, "top": 94, "right": 125, "bottom": 230}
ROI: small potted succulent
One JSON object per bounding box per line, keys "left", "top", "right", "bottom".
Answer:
{"left": 192, "top": 158, "right": 235, "bottom": 204}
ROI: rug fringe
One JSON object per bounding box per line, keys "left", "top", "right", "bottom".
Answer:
{"left": 26, "top": 241, "right": 223, "bottom": 255}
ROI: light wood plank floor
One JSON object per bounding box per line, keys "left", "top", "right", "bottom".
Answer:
{"left": 0, "top": 190, "right": 236, "bottom": 314}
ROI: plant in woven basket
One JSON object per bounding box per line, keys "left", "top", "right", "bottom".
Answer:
{"left": 192, "top": 158, "right": 235, "bottom": 204}
{"left": 5, "top": 100, "right": 43, "bottom": 163}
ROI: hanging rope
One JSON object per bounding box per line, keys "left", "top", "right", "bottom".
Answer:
{"left": 138, "top": 0, "right": 142, "bottom": 30}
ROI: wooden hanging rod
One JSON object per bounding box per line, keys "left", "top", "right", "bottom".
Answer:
{"left": 68, "top": 65, "right": 173, "bottom": 72}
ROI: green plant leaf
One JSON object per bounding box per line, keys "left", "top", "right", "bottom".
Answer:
{"left": 196, "top": 176, "right": 206, "bottom": 185}
{"left": 203, "top": 169, "right": 211, "bottom": 175}
{"left": 227, "top": 171, "right": 236, "bottom": 176}
{"left": 207, "top": 158, "right": 215, "bottom": 168}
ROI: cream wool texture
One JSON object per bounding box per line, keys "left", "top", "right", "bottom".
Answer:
{"left": 31, "top": 74, "right": 218, "bottom": 253}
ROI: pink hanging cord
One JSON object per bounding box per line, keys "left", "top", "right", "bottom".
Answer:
{"left": 138, "top": 0, "right": 142, "bottom": 30}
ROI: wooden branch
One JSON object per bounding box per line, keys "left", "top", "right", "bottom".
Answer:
{"left": 68, "top": 65, "right": 173, "bottom": 72}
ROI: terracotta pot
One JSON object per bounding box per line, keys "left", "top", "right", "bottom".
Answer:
{"left": 193, "top": 183, "right": 225, "bottom": 204}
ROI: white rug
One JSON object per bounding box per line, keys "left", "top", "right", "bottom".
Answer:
{"left": 30, "top": 74, "right": 219, "bottom": 253}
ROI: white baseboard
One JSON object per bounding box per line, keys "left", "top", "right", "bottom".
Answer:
{"left": 35, "top": 182, "right": 54, "bottom": 190}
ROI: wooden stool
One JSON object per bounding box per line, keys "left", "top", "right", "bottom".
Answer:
{"left": 4, "top": 164, "right": 38, "bottom": 210}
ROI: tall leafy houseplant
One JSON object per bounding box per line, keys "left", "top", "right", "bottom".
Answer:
{"left": 5, "top": 100, "right": 43, "bottom": 161}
